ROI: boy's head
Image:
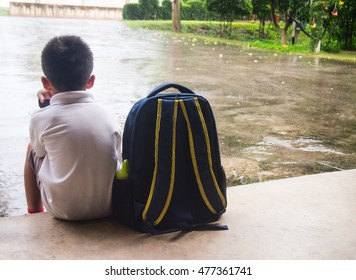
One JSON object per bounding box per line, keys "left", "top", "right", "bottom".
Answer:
{"left": 41, "top": 35, "right": 94, "bottom": 92}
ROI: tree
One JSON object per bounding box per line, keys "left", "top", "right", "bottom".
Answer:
{"left": 309, "top": 0, "right": 333, "bottom": 52}
{"left": 139, "top": 0, "right": 159, "bottom": 20}
{"left": 269, "top": 0, "right": 310, "bottom": 45}
{"left": 207, "top": 0, "right": 251, "bottom": 37}
{"left": 185, "top": 0, "right": 208, "bottom": 20}
{"left": 252, "top": 0, "right": 271, "bottom": 38}
{"left": 160, "top": 0, "right": 172, "bottom": 20}
{"left": 172, "top": 0, "right": 181, "bottom": 32}
{"left": 123, "top": 3, "right": 142, "bottom": 20}
{"left": 336, "top": 0, "right": 356, "bottom": 50}
{"left": 308, "top": 0, "right": 354, "bottom": 52}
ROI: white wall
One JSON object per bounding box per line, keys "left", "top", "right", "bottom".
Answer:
{"left": 1, "top": 0, "right": 140, "bottom": 9}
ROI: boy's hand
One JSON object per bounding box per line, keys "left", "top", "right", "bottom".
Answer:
{"left": 37, "top": 89, "right": 54, "bottom": 108}
{"left": 37, "top": 89, "right": 54, "bottom": 103}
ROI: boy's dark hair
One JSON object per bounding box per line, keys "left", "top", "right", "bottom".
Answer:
{"left": 41, "top": 35, "right": 93, "bottom": 92}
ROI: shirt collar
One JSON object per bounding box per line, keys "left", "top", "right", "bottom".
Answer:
{"left": 50, "top": 91, "right": 94, "bottom": 105}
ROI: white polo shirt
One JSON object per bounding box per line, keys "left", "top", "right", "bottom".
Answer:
{"left": 30, "top": 91, "right": 121, "bottom": 220}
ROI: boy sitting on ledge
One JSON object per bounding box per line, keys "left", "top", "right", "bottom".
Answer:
{"left": 24, "top": 35, "right": 121, "bottom": 220}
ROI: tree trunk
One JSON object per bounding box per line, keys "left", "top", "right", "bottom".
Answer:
{"left": 281, "top": 29, "right": 287, "bottom": 45}
{"left": 292, "top": 21, "right": 298, "bottom": 44}
{"left": 315, "top": 40, "right": 321, "bottom": 53}
{"left": 172, "top": 0, "right": 181, "bottom": 32}
{"left": 269, "top": 0, "right": 281, "bottom": 32}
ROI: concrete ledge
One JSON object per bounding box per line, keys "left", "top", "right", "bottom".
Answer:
{"left": 1, "top": 170, "right": 356, "bottom": 260}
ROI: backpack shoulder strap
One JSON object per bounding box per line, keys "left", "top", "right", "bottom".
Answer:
{"left": 141, "top": 98, "right": 179, "bottom": 227}
{"left": 179, "top": 97, "right": 227, "bottom": 214}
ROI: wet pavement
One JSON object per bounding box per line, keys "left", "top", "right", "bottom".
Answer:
{"left": 0, "top": 16, "right": 355, "bottom": 217}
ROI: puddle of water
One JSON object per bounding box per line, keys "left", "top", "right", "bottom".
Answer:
{"left": 235, "top": 135, "right": 347, "bottom": 185}
{"left": 261, "top": 136, "right": 344, "bottom": 155}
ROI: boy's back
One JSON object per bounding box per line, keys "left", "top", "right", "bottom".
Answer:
{"left": 30, "top": 91, "right": 120, "bottom": 220}
{"left": 24, "top": 35, "right": 121, "bottom": 220}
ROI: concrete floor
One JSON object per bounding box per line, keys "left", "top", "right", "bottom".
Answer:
{"left": 0, "top": 169, "right": 355, "bottom": 260}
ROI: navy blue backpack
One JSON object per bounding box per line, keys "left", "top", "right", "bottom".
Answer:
{"left": 112, "top": 83, "right": 227, "bottom": 234}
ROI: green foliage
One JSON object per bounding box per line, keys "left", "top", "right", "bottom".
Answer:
{"left": 123, "top": 3, "right": 142, "bottom": 20}
{"left": 125, "top": 0, "right": 209, "bottom": 21}
{"left": 249, "top": 39, "right": 308, "bottom": 52}
{"left": 308, "top": 0, "right": 356, "bottom": 51}
{"left": 159, "top": 0, "right": 172, "bottom": 20}
{"left": 126, "top": 20, "right": 174, "bottom": 31}
{"left": 206, "top": 0, "right": 251, "bottom": 37}
{"left": 269, "top": 0, "right": 310, "bottom": 45}
{"left": 183, "top": 0, "right": 209, "bottom": 21}
{"left": 206, "top": 0, "right": 251, "bottom": 21}
{"left": 125, "top": 20, "right": 356, "bottom": 60}
{"left": 309, "top": 0, "right": 338, "bottom": 52}
{"left": 252, "top": 0, "right": 270, "bottom": 38}
{"left": 252, "top": 0, "right": 270, "bottom": 19}
{"left": 334, "top": 0, "right": 356, "bottom": 50}
{"left": 139, "top": 0, "right": 159, "bottom": 20}
{"left": 180, "top": 20, "right": 226, "bottom": 37}
{"left": 123, "top": 0, "right": 355, "bottom": 51}
{"left": 323, "top": 39, "right": 342, "bottom": 53}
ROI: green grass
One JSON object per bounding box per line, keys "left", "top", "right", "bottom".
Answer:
{"left": 0, "top": 9, "right": 9, "bottom": 16}
{"left": 248, "top": 39, "right": 309, "bottom": 52}
{"left": 125, "top": 20, "right": 356, "bottom": 62}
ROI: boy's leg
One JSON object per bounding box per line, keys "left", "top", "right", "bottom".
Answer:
{"left": 24, "top": 144, "right": 44, "bottom": 213}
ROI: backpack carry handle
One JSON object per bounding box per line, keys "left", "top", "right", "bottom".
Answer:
{"left": 147, "top": 82, "right": 195, "bottom": 98}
